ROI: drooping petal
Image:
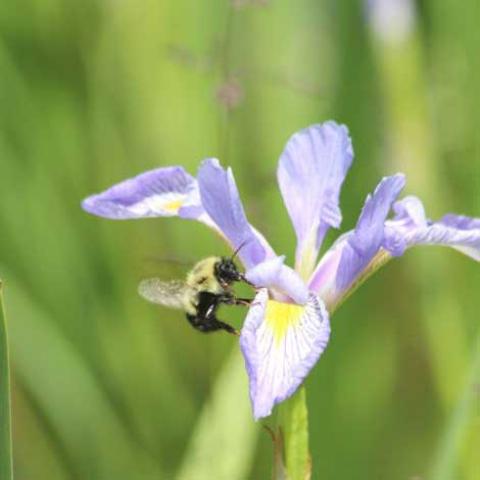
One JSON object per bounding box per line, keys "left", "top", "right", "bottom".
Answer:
{"left": 245, "top": 256, "right": 309, "bottom": 305}
{"left": 277, "top": 122, "right": 354, "bottom": 278}
{"left": 198, "top": 158, "right": 275, "bottom": 269}
{"left": 385, "top": 196, "right": 480, "bottom": 261}
{"left": 308, "top": 174, "right": 405, "bottom": 303}
{"left": 240, "top": 289, "right": 330, "bottom": 420}
{"left": 82, "top": 166, "right": 202, "bottom": 219}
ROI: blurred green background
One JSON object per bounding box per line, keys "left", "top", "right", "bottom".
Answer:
{"left": 0, "top": 0, "right": 479, "bottom": 479}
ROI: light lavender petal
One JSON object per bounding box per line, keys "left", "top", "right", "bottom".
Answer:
{"left": 198, "top": 158, "right": 274, "bottom": 269}
{"left": 439, "top": 213, "right": 480, "bottom": 231}
{"left": 277, "top": 122, "right": 353, "bottom": 275}
{"left": 334, "top": 174, "right": 406, "bottom": 291}
{"left": 385, "top": 197, "right": 480, "bottom": 261}
{"left": 240, "top": 289, "right": 330, "bottom": 420}
{"left": 245, "top": 256, "right": 309, "bottom": 305}
{"left": 311, "top": 192, "right": 480, "bottom": 308}
{"left": 82, "top": 166, "right": 200, "bottom": 219}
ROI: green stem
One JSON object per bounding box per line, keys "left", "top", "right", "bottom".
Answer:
{"left": 0, "top": 281, "right": 13, "bottom": 480}
{"left": 277, "top": 386, "right": 311, "bottom": 480}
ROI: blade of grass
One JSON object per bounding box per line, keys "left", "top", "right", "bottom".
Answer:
{"left": 0, "top": 280, "right": 13, "bottom": 480}
{"left": 176, "top": 347, "right": 258, "bottom": 480}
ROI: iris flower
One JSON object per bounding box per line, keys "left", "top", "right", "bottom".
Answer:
{"left": 82, "top": 121, "right": 480, "bottom": 420}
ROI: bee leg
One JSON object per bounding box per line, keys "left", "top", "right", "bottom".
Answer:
{"left": 186, "top": 314, "right": 239, "bottom": 336}
{"left": 212, "top": 319, "right": 239, "bottom": 336}
{"left": 232, "top": 297, "right": 252, "bottom": 306}
{"left": 206, "top": 312, "right": 239, "bottom": 336}
{"left": 217, "top": 293, "right": 252, "bottom": 307}
{"left": 217, "top": 292, "right": 235, "bottom": 305}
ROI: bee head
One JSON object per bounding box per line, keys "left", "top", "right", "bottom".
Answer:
{"left": 215, "top": 258, "right": 243, "bottom": 286}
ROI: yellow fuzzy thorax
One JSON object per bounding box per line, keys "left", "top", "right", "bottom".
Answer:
{"left": 186, "top": 256, "right": 224, "bottom": 295}
{"left": 265, "top": 300, "right": 305, "bottom": 345}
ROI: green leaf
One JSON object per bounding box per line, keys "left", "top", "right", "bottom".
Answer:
{"left": 4, "top": 271, "right": 163, "bottom": 479}
{"left": 0, "top": 281, "right": 13, "bottom": 480}
{"left": 429, "top": 332, "right": 480, "bottom": 480}
{"left": 278, "top": 386, "right": 311, "bottom": 480}
{"left": 176, "top": 347, "right": 258, "bottom": 480}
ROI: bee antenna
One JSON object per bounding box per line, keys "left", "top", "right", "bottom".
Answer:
{"left": 231, "top": 240, "right": 249, "bottom": 260}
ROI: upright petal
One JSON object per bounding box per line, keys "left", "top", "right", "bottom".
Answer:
{"left": 82, "top": 166, "right": 201, "bottom": 219}
{"left": 277, "top": 122, "right": 354, "bottom": 278}
{"left": 240, "top": 289, "right": 330, "bottom": 420}
{"left": 385, "top": 197, "right": 480, "bottom": 261}
{"left": 309, "top": 174, "right": 405, "bottom": 304}
{"left": 198, "top": 159, "right": 275, "bottom": 269}
{"left": 335, "top": 174, "right": 405, "bottom": 291}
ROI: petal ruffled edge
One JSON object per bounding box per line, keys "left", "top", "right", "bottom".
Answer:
{"left": 240, "top": 289, "right": 330, "bottom": 420}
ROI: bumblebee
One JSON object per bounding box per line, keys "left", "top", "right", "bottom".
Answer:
{"left": 138, "top": 255, "right": 253, "bottom": 335}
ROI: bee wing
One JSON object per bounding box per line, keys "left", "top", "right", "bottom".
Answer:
{"left": 138, "top": 278, "right": 190, "bottom": 310}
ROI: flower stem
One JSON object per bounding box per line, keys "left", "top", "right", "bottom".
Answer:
{"left": 277, "top": 386, "right": 311, "bottom": 480}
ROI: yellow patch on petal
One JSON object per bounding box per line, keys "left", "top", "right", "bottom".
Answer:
{"left": 265, "top": 300, "right": 305, "bottom": 345}
{"left": 162, "top": 199, "right": 184, "bottom": 213}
